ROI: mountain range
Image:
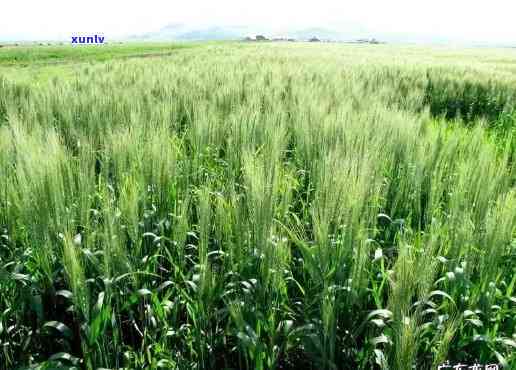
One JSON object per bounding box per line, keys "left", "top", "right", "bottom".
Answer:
{"left": 128, "top": 23, "right": 375, "bottom": 42}
{"left": 127, "top": 23, "right": 497, "bottom": 45}
{"left": 2, "top": 23, "right": 512, "bottom": 46}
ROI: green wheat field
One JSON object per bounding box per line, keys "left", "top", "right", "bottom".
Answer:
{"left": 0, "top": 42, "right": 515, "bottom": 369}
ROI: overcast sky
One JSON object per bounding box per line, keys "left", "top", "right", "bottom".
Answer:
{"left": 2, "top": 0, "right": 516, "bottom": 44}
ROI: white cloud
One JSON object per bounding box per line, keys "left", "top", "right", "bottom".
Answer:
{"left": 1, "top": 0, "right": 515, "bottom": 44}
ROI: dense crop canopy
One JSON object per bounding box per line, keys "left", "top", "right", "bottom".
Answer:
{"left": 0, "top": 43, "right": 515, "bottom": 369}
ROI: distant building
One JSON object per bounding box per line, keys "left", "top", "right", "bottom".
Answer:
{"left": 355, "top": 38, "right": 384, "bottom": 44}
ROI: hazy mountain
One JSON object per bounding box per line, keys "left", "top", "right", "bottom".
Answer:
{"left": 275, "top": 24, "right": 372, "bottom": 41}
{"left": 128, "top": 23, "right": 372, "bottom": 42}
{"left": 173, "top": 27, "right": 243, "bottom": 41}
{"left": 131, "top": 24, "right": 246, "bottom": 41}
{"left": 126, "top": 23, "right": 514, "bottom": 46}
{"left": 282, "top": 27, "right": 344, "bottom": 40}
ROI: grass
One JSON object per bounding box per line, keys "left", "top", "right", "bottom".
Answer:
{"left": 0, "top": 42, "right": 205, "bottom": 84}
{"left": 0, "top": 42, "right": 515, "bottom": 370}
{"left": 0, "top": 42, "right": 200, "bottom": 66}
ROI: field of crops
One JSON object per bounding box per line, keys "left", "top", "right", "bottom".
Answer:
{"left": 0, "top": 43, "right": 515, "bottom": 369}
